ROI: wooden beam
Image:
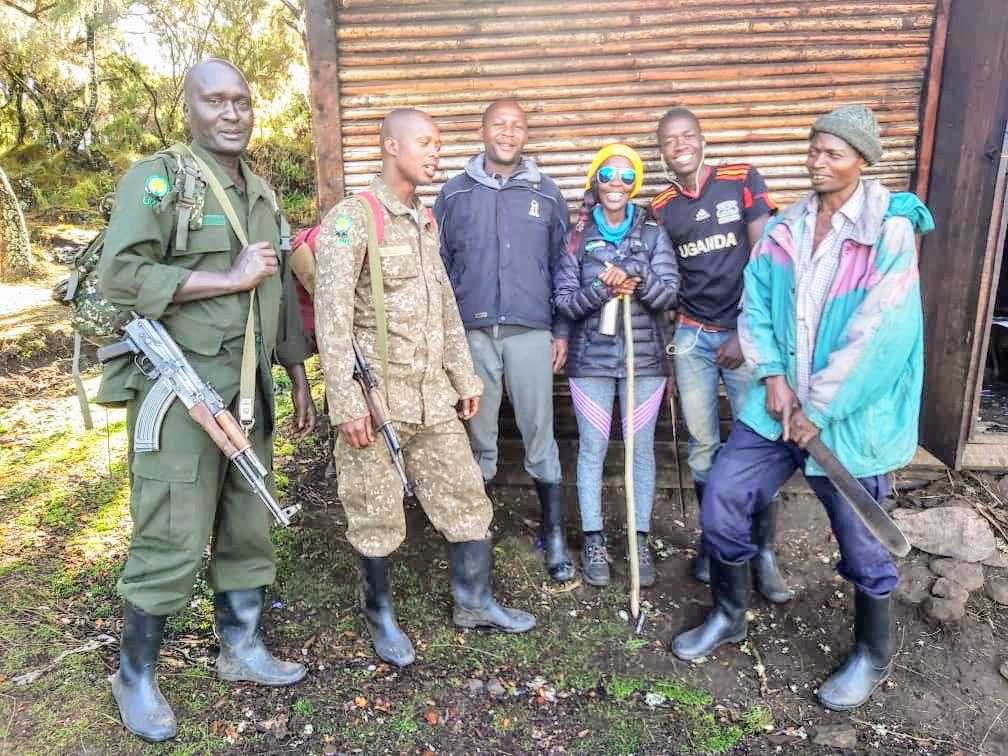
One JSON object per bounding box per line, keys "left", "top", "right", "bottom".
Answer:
{"left": 304, "top": 0, "right": 345, "bottom": 216}
{"left": 918, "top": 0, "right": 1008, "bottom": 468}
{"left": 913, "top": 0, "right": 950, "bottom": 202}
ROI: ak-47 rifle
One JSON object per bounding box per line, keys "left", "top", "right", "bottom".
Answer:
{"left": 98, "top": 317, "right": 299, "bottom": 526}
{"left": 351, "top": 337, "right": 415, "bottom": 498}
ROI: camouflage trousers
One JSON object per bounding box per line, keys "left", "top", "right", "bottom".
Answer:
{"left": 336, "top": 416, "right": 492, "bottom": 556}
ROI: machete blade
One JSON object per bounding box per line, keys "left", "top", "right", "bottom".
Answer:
{"left": 805, "top": 438, "right": 911, "bottom": 558}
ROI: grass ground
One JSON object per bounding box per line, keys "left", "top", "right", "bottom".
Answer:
{"left": 2, "top": 227, "right": 1007, "bottom": 755}
{"left": 0, "top": 254, "right": 767, "bottom": 755}
{"left": 0, "top": 355, "right": 770, "bottom": 754}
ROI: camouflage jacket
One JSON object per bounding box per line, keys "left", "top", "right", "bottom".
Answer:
{"left": 95, "top": 142, "right": 308, "bottom": 431}
{"left": 314, "top": 176, "right": 483, "bottom": 427}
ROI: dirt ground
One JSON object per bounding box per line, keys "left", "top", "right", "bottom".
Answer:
{"left": 2, "top": 233, "right": 1008, "bottom": 755}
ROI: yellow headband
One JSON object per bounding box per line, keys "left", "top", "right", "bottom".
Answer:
{"left": 585, "top": 143, "right": 645, "bottom": 198}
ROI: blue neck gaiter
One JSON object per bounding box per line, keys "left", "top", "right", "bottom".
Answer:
{"left": 593, "top": 203, "right": 635, "bottom": 246}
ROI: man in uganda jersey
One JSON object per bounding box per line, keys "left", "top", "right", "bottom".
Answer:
{"left": 650, "top": 107, "right": 790, "bottom": 605}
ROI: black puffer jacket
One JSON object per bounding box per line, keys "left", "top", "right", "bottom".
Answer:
{"left": 553, "top": 208, "right": 679, "bottom": 378}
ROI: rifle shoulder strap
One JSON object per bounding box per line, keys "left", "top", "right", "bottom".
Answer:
{"left": 356, "top": 190, "right": 389, "bottom": 388}
{"left": 176, "top": 145, "right": 259, "bottom": 435}
{"left": 264, "top": 186, "right": 291, "bottom": 256}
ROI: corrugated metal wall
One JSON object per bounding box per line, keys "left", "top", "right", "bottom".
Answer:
{"left": 331, "top": 0, "right": 936, "bottom": 211}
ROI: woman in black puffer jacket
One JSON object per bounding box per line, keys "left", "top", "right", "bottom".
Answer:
{"left": 553, "top": 143, "right": 680, "bottom": 588}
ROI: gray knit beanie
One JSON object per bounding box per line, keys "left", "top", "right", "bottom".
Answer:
{"left": 811, "top": 104, "right": 882, "bottom": 165}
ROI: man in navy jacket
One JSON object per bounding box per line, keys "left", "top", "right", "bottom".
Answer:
{"left": 435, "top": 100, "right": 574, "bottom": 583}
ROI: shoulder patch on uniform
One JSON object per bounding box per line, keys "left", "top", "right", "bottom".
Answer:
{"left": 330, "top": 211, "right": 354, "bottom": 244}
{"left": 332, "top": 213, "right": 353, "bottom": 233}
{"left": 141, "top": 173, "right": 170, "bottom": 206}
{"left": 144, "top": 174, "right": 170, "bottom": 197}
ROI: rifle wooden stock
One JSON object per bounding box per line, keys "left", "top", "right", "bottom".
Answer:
{"left": 188, "top": 403, "right": 240, "bottom": 459}
{"left": 359, "top": 380, "right": 391, "bottom": 431}
{"left": 216, "top": 408, "right": 253, "bottom": 457}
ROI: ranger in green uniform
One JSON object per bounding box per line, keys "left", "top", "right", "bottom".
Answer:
{"left": 96, "top": 59, "right": 315, "bottom": 743}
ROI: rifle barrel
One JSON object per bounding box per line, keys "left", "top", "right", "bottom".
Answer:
{"left": 234, "top": 454, "right": 298, "bottom": 526}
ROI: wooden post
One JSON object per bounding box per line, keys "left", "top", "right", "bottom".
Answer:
{"left": 304, "top": 0, "right": 345, "bottom": 216}
{"left": 914, "top": 0, "right": 952, "bottom": 202}
{"left": 917, "top": 0, "right": 1008, "bottom": 467}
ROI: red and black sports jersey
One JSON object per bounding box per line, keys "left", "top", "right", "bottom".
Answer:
{"left": 650, "top": 163, "right": 776, "bottom": 328}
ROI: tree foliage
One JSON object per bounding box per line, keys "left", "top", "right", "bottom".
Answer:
{"left": 0, "top": 0, "right": 306, "bottom": 153}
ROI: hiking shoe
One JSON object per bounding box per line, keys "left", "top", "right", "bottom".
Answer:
{"left": 581, "top": 533, "right": 610, "bottom": 587}
{"left": 636, "top": 533, "right": 656, "bottom": 587}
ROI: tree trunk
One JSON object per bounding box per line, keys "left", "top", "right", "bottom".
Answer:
{"left": 0, "top": 166, "right": 35, "bottom": 281}
{"left": 14, "top": 85, "right": 27, "bottom": 145}
{"left": 72, "top": 15, "right": 100, "bottom": 151}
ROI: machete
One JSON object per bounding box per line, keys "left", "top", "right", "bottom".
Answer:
{"left": 805, "top": 437, "right": 911, "bottom": 558}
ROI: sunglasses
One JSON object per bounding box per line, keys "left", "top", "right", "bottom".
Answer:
{"left": 596, "top": 166, "right": 637, "bottom": 185}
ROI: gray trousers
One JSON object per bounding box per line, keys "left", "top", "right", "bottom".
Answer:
{"left": 465, "top": 327, "right": 563, "bottom": 484}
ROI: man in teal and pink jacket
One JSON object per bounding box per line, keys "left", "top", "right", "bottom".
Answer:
{"left": 670, "top": 104, "right": 932, "bottom": 712}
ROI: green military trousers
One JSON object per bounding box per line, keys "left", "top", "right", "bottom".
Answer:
{"left": 117, "top": 382, "right": 276, "bottom": 616}
{"left": 336, "top": 417, "right": 493, "bottom": 557}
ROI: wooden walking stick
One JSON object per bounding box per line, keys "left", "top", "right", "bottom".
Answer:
{"left": 623, "top": 294, "right": 641, "bottom": 621}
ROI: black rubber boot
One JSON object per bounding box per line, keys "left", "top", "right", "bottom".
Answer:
{"left": 448, "top": 538, "right": 536, "bottom": 632}
{"left": 690, "top": 482, "right": 710, "bottom": 584}
{"left": 214, "top": 589, "right": 307, "bottom": 686}
{"left": 817, "top": 590, "right": 893, "bottom": 711}
{"left": 111, "top": 602, "right": 177, "bottom": 742}
{"left": 534, "top": 480, "right": 576, "bottom": 582}
{"left": 360, "top": 556, "right": 415, "bottom": 667}
{"left": 581, "top": 532, "right": 611, "bottom": 587}
{"left": 671, "top": 557, "right": 750, "bottom": 661}
{"left": 751, "top": 499, "right": 793, "bottom": 604}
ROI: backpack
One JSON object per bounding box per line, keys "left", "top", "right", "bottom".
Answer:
{"left": 290, "top": 190, "right": 434, "bottom": 344}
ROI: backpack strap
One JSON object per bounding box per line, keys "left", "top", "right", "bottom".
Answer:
{"left": 357, "top": 190, "right": 386, "bottom": 243}
{"left": 356, "top": 190, "right": 389, "bottom": 386}
{"left": 164, "top": 147, "right": 203, "bottom": 253}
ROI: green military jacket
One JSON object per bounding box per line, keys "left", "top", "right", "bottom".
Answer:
{"left": 314, "top": 176, "right": 483, "bottom": 427}
{"left": 96, "top": 141, "right": 308, "bottom": 431}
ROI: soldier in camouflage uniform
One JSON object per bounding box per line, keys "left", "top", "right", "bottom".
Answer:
{"left": 314, "top": 108, "right": 536, "bottom": 668}
{"left": 96, "top": 59, "right": 315, "bottom": 742}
